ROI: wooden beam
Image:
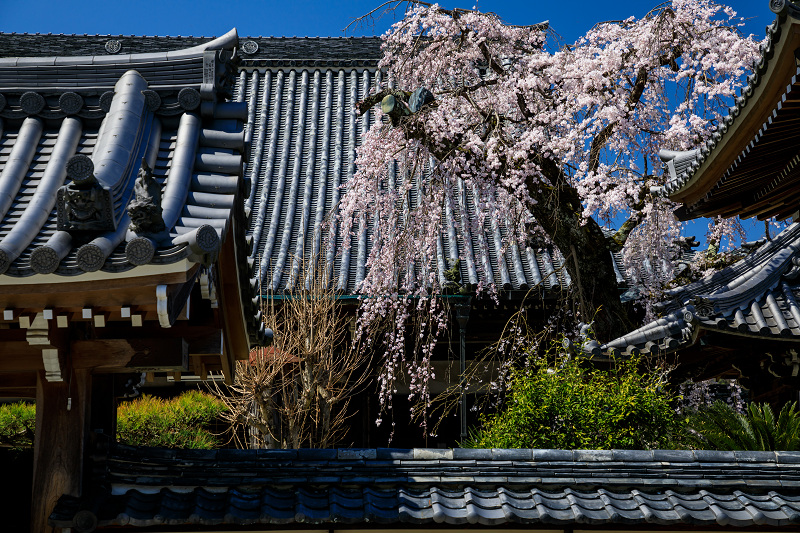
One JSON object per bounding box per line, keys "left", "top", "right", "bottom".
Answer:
{"left": 0, "top": 267, "right": 196, "bottom": 296}
{"left": 0, "top": 387, "right": 36, "bottom": 399}
{"left": 71, "top": 337, "right": 188, "bottom": 372}
{"left": 26, "top": 312, "right": 68, "bottom": 382}
{"left": 31, "top": 369, "right": 91, "bottom": 533}
{"left": 0, "top": 373, "right": 36, "bottom": 389}
{"left": 216, "top": 222, "right": 251, "bottom": 374}
{"left": 0, "top": 343, "right": 46, "bottom": 370}
{"left": 187, "top": 329, "right": 224, "bottom": 356}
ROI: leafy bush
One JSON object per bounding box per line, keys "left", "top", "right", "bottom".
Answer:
{"left": 462, "top": 354, "right": 679, "bottom": 449}
{"left": 117, "top": 390, "right": 227, "bottom": 449}
{"left": 0, "top": 402, "right": 35, "bottom": 450}
{"left": 685, "top": 401, "right": 800, "bottom": 451}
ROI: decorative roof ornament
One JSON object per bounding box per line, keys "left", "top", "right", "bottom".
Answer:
{"left": 75, "top": 244, "right": 106, "bottom": 272}
{"left": 177, "top": 87, "right": 201, "bottom": 110}
{"left": 58, "top": 92, "right": 83, "bottom": 115}
{"left": 141, "top": 90, "right": 161, "bottom": 111}
{"left": 104, "top": 39, "right": 122, "bottom": 54}
{"left": 56, "top": 155, "right": 115, "bottom": 232}
{"left": 772, "top": 0, "right": 800, "bottom": 17}
{"left": 241, "top": 40, "right": 259, "bottom": 55}
{"left": 29, "top": 246, "right": 61, "bottom": 275}
{"left": 99, "top": 91, "right": 114, "bottom": 113}
{"left": 127, "top": 158, "right": 165, "bottom": 236}
{"left": 65, "top": 155, "right": 94, "bottom": 184}
{"left": 19, "top": 91, "right": 45, "bottom": 115}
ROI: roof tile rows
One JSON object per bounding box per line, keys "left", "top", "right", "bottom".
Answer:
{"left": 660, "top": 13, "right": 784, "bottom": 199}
{"left": 0, "top": 30, "right": 268, "bottom": 344}
{"left": 238, "top": 61, "right": 628, "bottom": 295}
{"left": 603, "top": 222, "right": 800, "bottom": 355}
{"left": 50, "top": 444, "right": 800, "bottom": 529}
{"left": 0, "top": 32, "right": 382, "bottom": 63}
{"left": 0, "top": 31, "right": 632, "bottom": 298}
{"left": 0, "top": 31, "right": 245, "bottom": 277}
{"left": 658, "top": 3, "right": 800, "bottom": 221}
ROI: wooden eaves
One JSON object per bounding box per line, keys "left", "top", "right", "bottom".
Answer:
{"left": 664, "top": 1, "right": 800, "bottom": 221}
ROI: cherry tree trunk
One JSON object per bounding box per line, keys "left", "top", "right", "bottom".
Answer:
{"left": 530, "top": 178, "right": 633, "bottom": 342}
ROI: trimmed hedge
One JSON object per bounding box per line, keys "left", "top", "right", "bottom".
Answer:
{"left": 0, "top": 390, "right": 227, "bottom": 450}
{"left": 117, "top": 391, "right": 227, "bottom": 449}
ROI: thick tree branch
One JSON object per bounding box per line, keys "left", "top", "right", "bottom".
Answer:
{"left": 356, "top": 88, "right": 410, "bottom": 116}
{"left": 516, "top": 92, "right": 534, "bottom": 119}
{"left": 479, "top": 41, "right": 506, "bottom": 75}
{"left": 588, "top": 123, "right": 616, "bottom": 175}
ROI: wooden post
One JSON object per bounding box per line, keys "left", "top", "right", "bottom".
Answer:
{"left": 31, "top": 368, "right": 91, "bottom": 533}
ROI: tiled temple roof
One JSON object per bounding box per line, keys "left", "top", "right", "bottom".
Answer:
{"left": 0, "top": 32, "right": 382, "bottom": 67}
{"left": 0, "top": 30, "right": 267, "bottom": 343}
{"left": 51, "top": 444, "right": 800, "bottom": 529}
{"left": 659, "top": 1, "right": 800, "bottom": 220}
{"left": 604, "top": 2, "right": 800, "bottom": 356}
{"left": 0, "top": 29, "right": 245, "bottom": 276}
{"left": 237, "top": 52, "right": 629, "bottom": 295}
{"left": 2, "top": 32, "right": 632, "bottom": 297}
{"left": 602, "top": 222, "right": 800, "bottom": 356}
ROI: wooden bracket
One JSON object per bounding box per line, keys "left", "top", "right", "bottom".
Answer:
{"left": 26, "top": 312, "right": 66, "bottom": 382}
{"left": 177, "top": 293, "right": 191, "bottom": 321}
{"left": 156, "top": 284, "right": 170, "bottom": 328}
{"left": 121, "top": 306, "right": 143, "bottom": 327}
{"left": 200, "top": 268, "right": 218, "bottom": 308}
{"left": 93, "top": 312, "right": 110, "bottom": 328}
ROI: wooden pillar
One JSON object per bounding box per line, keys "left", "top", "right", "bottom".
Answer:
{"left": 31, "top": 368, "right": 91, "bottom": 533}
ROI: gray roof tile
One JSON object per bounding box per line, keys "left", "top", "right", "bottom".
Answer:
{"left": 238, "top": 64, "right": 632, "bottom": 296}
{"left": 604, "top": 223, "right": 800, "bottom": 355}
{"left": 0, "top": 31, "right": 266, "bottom": 344}
{"left": 52, "top": 444, "right": 800, "bottom": 529}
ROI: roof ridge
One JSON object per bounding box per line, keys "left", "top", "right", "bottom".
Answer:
{"left": 0, "top": 32, "right": 382, "bottom": 40}
{"left": 0, "top": 31, "right": 218, "bottom": 39}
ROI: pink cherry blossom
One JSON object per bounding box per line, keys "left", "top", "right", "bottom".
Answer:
{"left": 341, "top": 1, "right": 760, "bottom": 426}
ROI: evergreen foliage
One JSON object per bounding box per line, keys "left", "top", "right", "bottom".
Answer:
{"left": 0, "top": 402, "right": 35, "bottom": 450}
{"left": 115, "top": 390, "right": 227, "bottom": 449}
{"left": 686, "top": 401, "right": 800, "bottom": 451}
{"left": 463, "top": 355, "right": 679, "bottom": 449}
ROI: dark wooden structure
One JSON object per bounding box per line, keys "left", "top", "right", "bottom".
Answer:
{"left": 0, "top": 30, "right": 266, "bottom": 531}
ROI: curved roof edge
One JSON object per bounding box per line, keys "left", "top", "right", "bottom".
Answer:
{"left": 662, "top": 2, "right": 795, "bottom": 211}
{"left": 601, "top": 223, "right": 800, "bottom": 356}
{"left": 0, "top": 28, "right": 239, "bottom": 67}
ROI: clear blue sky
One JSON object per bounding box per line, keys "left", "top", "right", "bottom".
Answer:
{"left": 0, "top": 0, "right": 776, "bottom": 243}
{"left": 0, "top": 0, "right": 768, "bottom": 42}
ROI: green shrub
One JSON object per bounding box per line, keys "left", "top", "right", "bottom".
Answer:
{"left": 0, "top": 391, "right": 227, "bottom": 450}
{"left": 685, "top": 401, "right": 800, "bottom": 451}
{"left": 116, "top": 390, "right": 227, "bottom": 449}
{"left": 0, "top": 402, "right": 35, "bottom": 450}
{"left": 463, "top": 353, "right": 679, "bottom": 449}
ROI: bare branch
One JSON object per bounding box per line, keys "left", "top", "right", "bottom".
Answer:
{"left": 208, "top": 253, "right": 372, "bottom": 448}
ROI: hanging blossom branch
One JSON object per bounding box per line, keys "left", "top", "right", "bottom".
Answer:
{"left": 341, "top": 0, "right": 759, "bottom": 431}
